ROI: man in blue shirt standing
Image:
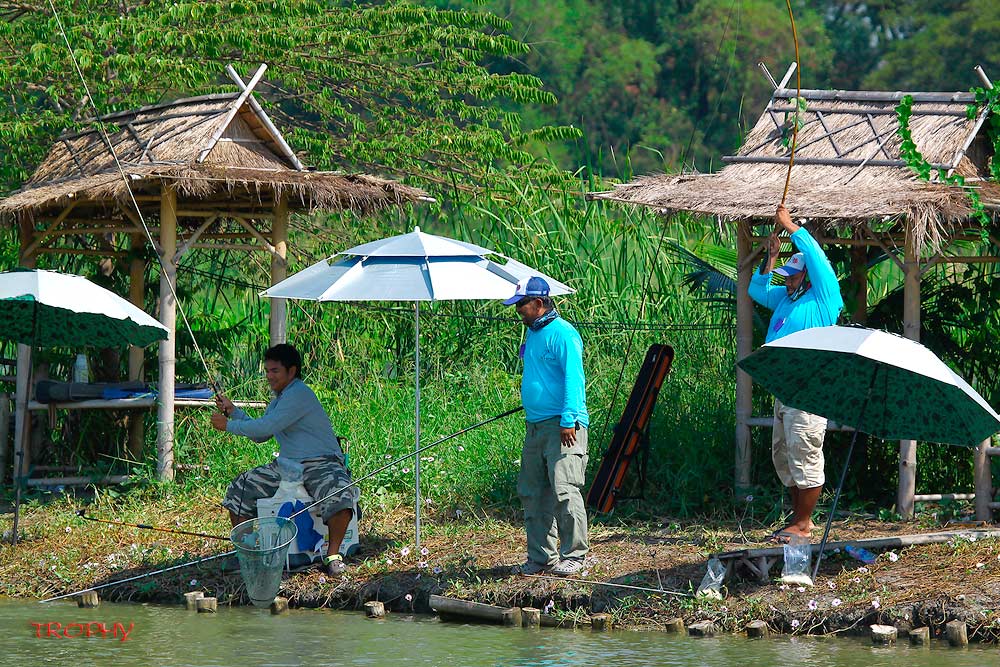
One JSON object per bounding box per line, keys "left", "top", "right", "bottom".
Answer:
{"left": 749, "top": 206, "right": 844, "bottom": 543}
{"left": 503, "top": 277, "right": 590, "bottom": 576}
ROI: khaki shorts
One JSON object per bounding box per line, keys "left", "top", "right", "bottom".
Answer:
{"left": 772, "top": 398, "right": 827, "bottom": 488}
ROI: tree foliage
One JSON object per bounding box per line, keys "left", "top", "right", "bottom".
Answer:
{"left": 0, "top": 0, "right": 580, "bottom": 196}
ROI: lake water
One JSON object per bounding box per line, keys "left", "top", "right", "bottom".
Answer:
{"left": 1, "top": 599, "right": 994, "bottom": 666}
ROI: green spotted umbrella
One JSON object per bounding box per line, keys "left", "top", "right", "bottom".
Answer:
{"left": 0, "top": 269, "right": 167, "bottom": 348}
{"left": 737, "top": 325, "right": 1000, "bottom": 579}
{"left": 3, "top": 269, "right": 167, "bottom": 546}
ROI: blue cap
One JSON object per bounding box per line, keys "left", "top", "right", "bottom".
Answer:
{"left": 503, "top": 276, "right": 550, "bottom": 305}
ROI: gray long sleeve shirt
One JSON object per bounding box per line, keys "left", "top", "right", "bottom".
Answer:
{"left": 226, "top": 378, "right": 344, "bottom": 463}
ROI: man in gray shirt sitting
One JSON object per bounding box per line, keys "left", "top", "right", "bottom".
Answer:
{"left": 212, "top": 344, "right": 354, "bottom": 576}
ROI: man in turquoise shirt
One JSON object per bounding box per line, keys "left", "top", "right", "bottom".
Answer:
{"left": 749, "top": 206, "right": 843, "bottom": 543}
{"left": 503, "top": 276, "right": 590, "bottom": 576}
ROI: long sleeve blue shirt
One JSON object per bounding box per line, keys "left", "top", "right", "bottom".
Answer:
{"left": 749, "top": 227, "right": 844, "bottom": 342}
{"left": 226, "top": 378, "right": 344, "bottom": 463}
{"left": 521, "top": 316, "right": 589, "bottom": 428}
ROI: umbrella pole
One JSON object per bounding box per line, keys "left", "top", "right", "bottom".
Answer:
{"left": 414, "top": 302, "right": 421, "bottom": 551}
{"left": 11, "top": 344, "right": 33, "bottom": 547}
{"left": 811, "top": 374, "right": 876, "bottom": 580}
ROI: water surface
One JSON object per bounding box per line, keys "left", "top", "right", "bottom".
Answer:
{"left": 1, "top": 599, "right": 992, "bottom": 666}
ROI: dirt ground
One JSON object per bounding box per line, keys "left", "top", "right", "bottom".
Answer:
{"left": 3, "top": 491, "right": 1000, "bottom": 643}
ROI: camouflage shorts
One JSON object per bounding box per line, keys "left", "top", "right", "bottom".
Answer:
{"left": 221, "top": 455, "right": 355, "bottom": 523}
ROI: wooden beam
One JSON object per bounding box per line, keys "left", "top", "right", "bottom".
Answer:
{"left": 773, "top": 89, "right": 975, "bottom": 104}
{"left": 127, "top": 233, "right": 146, "bottom": 462}
{"left": 861, "top": 223, "right": 905, "bottom": 271}
{"left": 20, "top": 201, "right": 80, "bottom": 260}
{"left": 898, "top": 226, "right": 920, "bottom": 520}
{"left": 225, "top": 64, "right": 305, "bottom": 171}
{"left": 769, "top": 105, "right": 968, "bottom": 117}
{"left": 34, "top": 247, "right": 127, "bottom": 258}
{"left": 850, "top": 244, "right": 868, "bottom": 324}
{"left": 735, "top": 220, "right": 754, "bottom": 494}
{"left": 174, "top": 215, "right": 219, "bottom": 261}
{"left": 157, "top": 186, "right": 177, "bottom": 482}
{"left": 196, "top": 64, "right": 268, "bottom": 163}
{"left": 974, "top": 438, "right": 994, "bottom": 522}
{"left": 722, "top": 156, "right": 951, "bottom": 169}
{"left": 270, "top": 193, "right": 289, "bottom": 345}
{"left": 232, "top": 216, "right": 285, "bottom": 263}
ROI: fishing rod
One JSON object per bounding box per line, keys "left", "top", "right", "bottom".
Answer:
{"left": 44, "top": 406, "right": 523, "bottom": 602}
{"left": 74, "top": 509, "right": 230, "bottom": 542}
{"left": 523, "top": 574, "right": 693, "bottom": 598}
{"left": 40, "top": 551, "right": 235, "bottom": 604}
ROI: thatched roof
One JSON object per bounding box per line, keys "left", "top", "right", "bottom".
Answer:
{"left": 592, "top": 85, "right": 1000, "bottom": 247}
{"left": 1, "top": 91, "right": 428, "bottom": 219}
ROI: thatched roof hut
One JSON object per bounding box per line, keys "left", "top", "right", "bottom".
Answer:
{"left": 592, "top": 82, "right": 999, "bottom": 253}
{"left": 0, "top": 91, "right": 427, "bottom": 221}
{"left": 0, "top": 65, "right": 430, "bottom": 485}
{"left": 592, "top": 66, "right": 1000, "bottom": 522}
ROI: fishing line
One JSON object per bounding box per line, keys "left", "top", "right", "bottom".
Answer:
{"left": 48, "top": 406, "right": 525, "bottom": 601}
{"left": 523, "top": 573, "right": 693, "bottom": 598}
{"left": 780, "top": 0, "right": 802, "bottom": 207}
{"left": 45, "top": 0, "right": 220, "bottom": 391}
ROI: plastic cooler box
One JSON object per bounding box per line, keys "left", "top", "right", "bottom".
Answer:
{"left": 256, "top": 481, "right": 360, "bottom": 562}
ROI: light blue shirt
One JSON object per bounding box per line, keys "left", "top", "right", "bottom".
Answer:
{"left": 227, "top": 378, "right": 344, "bottom": 463}
{"left": 521, "top": 316, "right": 589, "bottom": 428}
{"left": 749, "top": 227, "right": 844, "bottom": 342}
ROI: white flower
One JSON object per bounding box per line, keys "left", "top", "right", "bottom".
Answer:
{"left": 417, "top": 561, "right": 427, "bottom": 569}
{"left": 420, "top": 547, "right": 429, "bottom": 556}
{"left": 745, "top": 495, "right": 754, "bottom": 502}
{"left": 797, "top": 586, "right": 806, "bottom": 593}
{"left": 976, "top": 562, "right": 985, "bottom": 569}
{"left": 871, "top": 598, "right": 880, "bottom": 609}
{"left": 64, "top": 526, "right": 71, "bottom": 533}
{"left": 425, "top": 498, "right": 433, "bottom": 505}
{"left": 887, "top": 552, "right": 899, "bottom": 562}
{"left": 189, "top": 579, "right": 198, "bottom": 586}
{"left": 386, "top": 558, "right": 394, "bottom": 566}
{"left": 432, "top": 566, "right": 442, "bottom": 575}
{"left": 970, "top": 536, "right": 977, "bottom": 542}
{"left": 455, "top": 509, "right": 463, "bottom": 518}
{"left": 400, "top": 547, "right": 411, "bottom": 557}
{"left": 853, "top": 577, "right": 861, "bottom": 583}
{"left": 791, "top": 619, "right": 800, "bottom": 628}
{"left": 318, "top": 576, "right": 327, "bottom": 584}
{"left": 457, "top": 446, "right": 464, "bottom": 452}
{"left": 580, "top": 570, "right": 590, "bottom": 577}
{"left": 831, "top": 598, "right": 842, "bottom": 607}
{"left": 827, "top": 581, "right": 836, "bottom": 590}
{"left": 405, "top": 593, "right": 413, "bottom": 602}
{"left": 385, "top": 454, "right": 392, "bottom": 460}
{"left": 808, "top": 600, "right": 818, "bottom": 610}
{"left": 858, "top": 566, "right": 868, "bottom": 574}
{"left": 779, "top": 584, "right": 788, "bottom": 590}
{"left": 402, "top": 468, "right": 410, "bottom": 474}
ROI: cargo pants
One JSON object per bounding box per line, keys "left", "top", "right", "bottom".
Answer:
{"left": 517, "top": 417, "right": 590, "bottom": 565}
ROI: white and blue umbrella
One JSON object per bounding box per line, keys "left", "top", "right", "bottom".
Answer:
{"left": 263, "top": 227, "right": 572, "bottom": 547}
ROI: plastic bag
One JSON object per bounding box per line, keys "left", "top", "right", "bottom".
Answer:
{"left": 276, "top": 456, "right": 304, "bottom": 482}
{"left": 696, "top": 557, "right": 726, "bottom": 599}
{"left": 780, "top": 535, "right": 813, "bottom": 586}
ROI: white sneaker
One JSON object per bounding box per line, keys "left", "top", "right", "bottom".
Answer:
{"left": 551, "top": 559, "right": 584, "bottom": 576}
{"left": 512, "top": 559, "right": 552, "bottom": 575}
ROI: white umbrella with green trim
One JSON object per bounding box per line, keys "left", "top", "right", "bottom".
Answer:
{"left": 737, "top": 325, "right": 1000, "bottom": 579}
{"left": 2, "top": 268, "right": 168, "bottom": 546}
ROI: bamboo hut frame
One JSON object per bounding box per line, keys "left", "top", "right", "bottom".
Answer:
{"left": 591, "top": 63, "right": 1000, "bottom": 521}
{"left": 0, "top": 65, "right": 428, "bottom": 483}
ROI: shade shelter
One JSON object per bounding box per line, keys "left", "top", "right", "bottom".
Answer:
{"left": 591, "top": 63, "right": 1000, "bottom": 520}
{"left": 262, "top": 226, "right": 572, "bottom": 548}
{"left": 0, "top": 64, "right": 427, "bottom": 483}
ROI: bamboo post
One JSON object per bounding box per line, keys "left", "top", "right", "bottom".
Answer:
{"left": 522, "top": 607, "right": 541, "bottom": 627}
{"left": 269, "top": 193, "right": 288, "bottom": 346}
{"left": 127, "top": 233, "right": 146, "bottom": 461}
{"left": 849, "top": 243, "right": 868, "bottom": 324}
{"left": 663, "top": 618, "right": 686, "bottom": 634}
{"left": 184, "top": 591, "right": 204, "bottom": 610}
{"left": 974, "top": 438, "right": 993, "bottom": 522}
{"left": 590, "top": 613, "right": 610, "bottom": 631}
{"left": 735, "top": 219, "right": 754, "bottom": 493}
{"left": 270, "top": 597, "right": 289, "bottom": 614}
{"left": 909, "top": 626, "right": 930, "bottom": 645}
{"left": 157, "top": 187, "right": 177, "bottom": 482}
{"left": 746, "top": 620, "right": 769, "bottom": 638}
{"left": 196, "top": 597, "right": 218, "bottom": 613}
{"left": 76, "top": 591, "right": 100, "bottom": 608}
{"left": 365, "top": 601, "right": 386, "bottom": 618}
{"left": 945, "top": 619, "right": 968, "bottom": 646}
{"left": 0, "top": 392, "right": 9, "bottom": 484}
{"left": 898, "top": 227, "right": 920, "bottom": 519}
{"left": 870, "top": 624, "right": 897, "bottom": 644}
{"left": 13, "top": 227, "right": 36, "bottom": 530}
{"left": 500, "top": 607, "right": 521, "bottom": 627}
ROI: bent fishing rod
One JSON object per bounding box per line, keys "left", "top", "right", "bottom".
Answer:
{"left": 45, "top": 406, "right": 523, "bottom": 603}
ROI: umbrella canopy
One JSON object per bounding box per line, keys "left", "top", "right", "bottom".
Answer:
{"left": 263, "top": 227, "right": 572, "bottom": 303}
{"left": 737, "top": 325, "right": 1000, "bottom": 447}
{"left": 0, "top": 269, "right": 168, "bottom": 348}
{"left": 263, "top": 227, "right": 572, "bottom": 549}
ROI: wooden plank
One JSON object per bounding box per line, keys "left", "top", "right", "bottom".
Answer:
{"left": 769, "top": 105, "right": 967, "bottom": 117}
{"left": 721, "top": 156, "right": 951, "bottom": 169}
{"left": 430, "top": 595, "right": 508, "bottom": 624}
{"left": 773, "top": 89, "right": 975, "bottom": 104}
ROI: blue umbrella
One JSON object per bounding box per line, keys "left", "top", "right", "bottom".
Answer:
{"left": 263, "top": 227, "right": 571, "bottom": 548}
